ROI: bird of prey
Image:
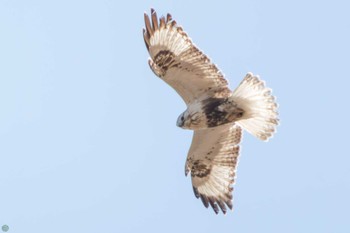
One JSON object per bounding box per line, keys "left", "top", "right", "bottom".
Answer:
{"left": 143, "top": 9, "right": 279, "bottom": 214}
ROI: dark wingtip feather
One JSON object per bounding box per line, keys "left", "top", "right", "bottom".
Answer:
{"left": 151, "top": 9, "right": 158, "bottom": 31}
{"left": 217, "top": 200, "right": 227, "bottom": 214}
{"left": 171, "top": 20, "right": 177, "bottom": 27}
{"left": 225, "top": 200, "right": 233, "bottom": 210}
{"left": 208, "top": 197, "right": 219, "bottom": 214}
{"left": 166, "top": 13, "right": 172, "bottom": 23}
{"left": 159, "top": 16, "right": 166, "bottom": 28}
{"left": 144, "top": 12, "right": 153, "bottom": 37}
{"left": 200, "top": 194, "right": 209, "bottom": 208}
{"left": 193, "top": 186, "right": 200, "bottom": 198}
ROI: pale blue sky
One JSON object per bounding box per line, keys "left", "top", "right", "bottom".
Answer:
{"left": 1, "top": 0, "right": 349, "bottom": 232}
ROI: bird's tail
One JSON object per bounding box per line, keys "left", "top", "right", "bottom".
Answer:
{"left": 231, "top": 72, "right": 279, "bottom": 141}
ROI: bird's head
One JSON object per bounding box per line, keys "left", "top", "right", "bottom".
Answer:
{"left": 176, "top": 112, "right": 188, "bottom": 128}
{"left": 176, "top": 110, "right": 201, "bottom": 130}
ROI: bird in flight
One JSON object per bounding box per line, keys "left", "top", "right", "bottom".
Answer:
{"left": 143, "top": 9, "right": 279, "bottom": 214}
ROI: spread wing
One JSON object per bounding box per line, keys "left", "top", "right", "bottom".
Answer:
{"left": 185, "top": 124, "right": 242, "bottom": 214}
{"left": 143, "top": 9, "right": 232, "bottom": 105}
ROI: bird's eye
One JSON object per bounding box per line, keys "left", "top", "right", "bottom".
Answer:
{"left": 181, "top": 116, "right": 184, "bottom": 121}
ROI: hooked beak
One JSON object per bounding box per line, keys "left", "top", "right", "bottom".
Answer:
{"left": 176, "top": 114, "right": 185, "bottom": 128}
{"left": 176, "top": 119, "right": 184, "bottom": 128}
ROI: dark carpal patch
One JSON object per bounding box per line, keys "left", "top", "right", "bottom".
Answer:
{"left": 153, "top": 50, "right": 180, "bottom": 72}
{"left": 191, "top": 160, "right": 211, "bottom": 178}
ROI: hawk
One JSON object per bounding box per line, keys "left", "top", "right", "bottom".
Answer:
{"left": 143, "top": 9, "right": 279, "bottom": 214}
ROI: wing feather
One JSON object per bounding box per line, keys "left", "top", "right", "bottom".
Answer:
{"left": 144, "top": 9, "right": 232, "bottom": 105}
{"left": 185, "top": 124, "right": 242, "bottom": 214}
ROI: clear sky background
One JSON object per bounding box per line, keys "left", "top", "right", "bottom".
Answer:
{"left": 1, "top": 0, "right": 349, "bottom": 232}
